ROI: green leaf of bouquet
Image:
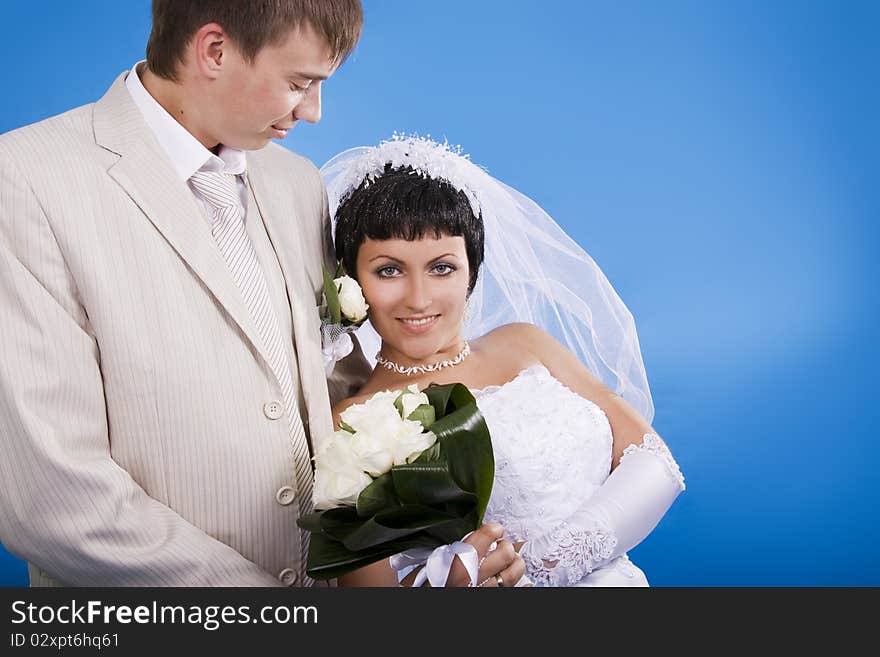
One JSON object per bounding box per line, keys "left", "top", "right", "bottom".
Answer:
{"left": 393, "top": 391, "right": 405, "bottom": 417}
{"left": 342, "top": 505, "right": 458, "bottom": 551}
{"left": 305, "top": 532, "right": 405, "bottom": 580}
{"left": 356, "top": 472, "right": 400, "bottom": 518}
{"left": 322, "top": 263, "right": 341, "bottom": 325}
{"left": 295, "top": 511, "right": 325, "bottom": 533}
{"left": 406, "top": 403, "right": 436, "bottom": 429}
{"left": 448, "top": 383, "right": 479, "bottom": 410}
{"left": 423, "top": 512, "right": 477, "bottom": 545}
{"left": 423, "top": 381, "right": 479, "bottom": 416}
{"left": 411, "top": 440, "right": 442, "bottom": 464}
{"left": 424, "top": 382, "right": 457, "bottom": 417}
{"left": 425, "top": 388, "right": 494, "bottom": 525}
{"left": 391, "top": 461, "right": 473, "bottom": 506}
{"left": 339, "top": 420, "right": 356, "bottom": 434}
{"left": 305, "top": 532, "right": 440, "bottom": 580}
{"left": 317, "top": 506, "right": 364, "bottom": 541}
{"left": 372, "top": 505, "right": 459, "bottom": 527}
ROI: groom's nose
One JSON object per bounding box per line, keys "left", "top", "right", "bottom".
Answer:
{"left": 293, "top": 82, "right": 322, "bottom": 124}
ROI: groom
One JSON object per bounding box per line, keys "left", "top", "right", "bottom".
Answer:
{"left": 0, "top": 0, "right": 369, "bottom": 587}
{"left": 0, "top": 0, "right": 516, "bottom": 588}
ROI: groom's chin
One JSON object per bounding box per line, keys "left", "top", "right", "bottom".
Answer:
{"left": 223, "top": 133, "right": 274, "bottom": 151}
{"left": 246, "top": 136, "right": 274, "bottom": 150}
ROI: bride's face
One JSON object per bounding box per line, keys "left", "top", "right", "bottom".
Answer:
{"left": 356, "top": 234, "right": 470, "bottom": 363}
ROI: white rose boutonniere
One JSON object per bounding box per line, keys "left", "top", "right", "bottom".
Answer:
{"left": 335, "top": 275, "right": 369, "bottom": 324}
{"left": 320, "top": 262, "right": 369, "bottom": 375}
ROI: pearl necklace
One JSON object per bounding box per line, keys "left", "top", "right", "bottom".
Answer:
{"left": 376, "top": 342, "right": 471, "bottom": 376}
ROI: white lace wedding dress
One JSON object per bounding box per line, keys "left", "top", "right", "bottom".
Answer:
{"left": 474, "top": 363, "right": 664, "bottom": 587}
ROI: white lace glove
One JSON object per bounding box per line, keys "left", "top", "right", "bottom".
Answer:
{"left": 520, "top": 433, "right": 685, "bottom": 586}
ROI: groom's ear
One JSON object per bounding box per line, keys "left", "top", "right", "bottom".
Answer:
{"left": 191, "top": 22, "right": 228, "bottom": 79}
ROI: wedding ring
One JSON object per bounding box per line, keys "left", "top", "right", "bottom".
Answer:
{"left": 496, "top": 574, "right": 505, "bottom": 588}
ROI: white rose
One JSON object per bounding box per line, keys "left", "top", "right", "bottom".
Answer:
{"left": 336, "top": 387, "right": 438, "bottom": 475}
{"left": 400, "top": 384, "right": 430, "bottom": 420}
{"left": 313, "top": 467, "right": 373, "bottom": 510}
{"left": 339, "top": 390, "right": 405, "bottom": 476}
{"left": 349, "top": 430, "right": 395, "bottom": 477}
{"left": 334, "top": 275, "right": 369, "bottom": 323}
{"left": 339, "top": 390, "right": 400, "bottom": 434}
{"left": 312, "top": 431, "right": 373, "bottom": 509}
{"left": 314, "top": 430, "right": 360, "bottom": 471}
{"left": 391, "top": 426, "right": 438, "bottom": 466}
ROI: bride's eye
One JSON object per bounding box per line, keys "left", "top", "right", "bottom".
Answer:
{"left": 375, "top": 265, "right": 401, "bottom": 278}
{"left": 431, "top": 263, "right": 457, "bottom": 276}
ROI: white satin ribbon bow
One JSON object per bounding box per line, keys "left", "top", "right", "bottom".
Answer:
{"left": 389, "top": 541, "right": 479, "bottom": 587}
{"left": 389, "top": 539, "right": 534, "bottom": 587}
{"left": 321, "top": 332, "right": 353, "bottom": 376}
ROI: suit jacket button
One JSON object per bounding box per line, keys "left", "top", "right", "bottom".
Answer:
{"left": 276, "top": 486, "right": 296, "bottom": 506}
{"left": 263, "top": 401, "right": 284, "bottom": 420}
{"left": 279, "top": 568, "right": 298, "bottom": 586}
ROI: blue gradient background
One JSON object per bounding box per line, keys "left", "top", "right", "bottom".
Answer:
{"left": 1, "top": 1, "right": 877, "bottom": 586}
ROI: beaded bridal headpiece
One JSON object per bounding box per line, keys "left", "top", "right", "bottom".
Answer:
{"left": 321, "top": 134, "right": 656, "bottom": 422}
{"left": 324, "top": 133, "right": 485, "bottom": 219}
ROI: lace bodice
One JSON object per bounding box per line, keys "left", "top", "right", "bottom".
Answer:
{"left": 474, "top": 363, "right": 657, "bottom": 586}
{"left": 474, "top": 363, "right": 614, "bottom": 543}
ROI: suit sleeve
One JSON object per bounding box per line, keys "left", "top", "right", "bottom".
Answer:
{"left": 0, "top": 149, "right": 280, "bottom": 586}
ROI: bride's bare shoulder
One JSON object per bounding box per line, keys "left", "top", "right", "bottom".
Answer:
{"left": 478, "top": 322, "right": 585, "bottom": 372}
{"left": 475, "top": 323, "right": 549, "bottom": 366}
{"left": 478, "top": 322, "right": 549, "bottom": 351}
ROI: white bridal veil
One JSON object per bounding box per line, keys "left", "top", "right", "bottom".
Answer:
{"left": 320, "top": 135, "right": 654, "bottom": 423}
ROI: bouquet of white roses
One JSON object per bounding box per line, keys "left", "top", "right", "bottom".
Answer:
{"left": 298, "top": 381, "right": 493, "bottom": 580}
{"left": 320, "top": 262, "right": 368, "bottom": 376}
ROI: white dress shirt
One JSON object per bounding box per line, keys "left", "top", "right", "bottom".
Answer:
{"left": 124, "top": 61, "right": 248, "bottom": 219}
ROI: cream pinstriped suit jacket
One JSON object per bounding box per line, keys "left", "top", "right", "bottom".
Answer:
{"left": 0, "top": 74, "right": 368, "bottom": 586}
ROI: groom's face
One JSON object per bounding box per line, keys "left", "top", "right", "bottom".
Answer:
{"left": 210, "top": 22, "right": 337, "bottom": 149}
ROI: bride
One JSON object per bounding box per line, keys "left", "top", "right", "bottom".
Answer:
{"left": 320, "top": 135, "right": 685, "bottom": 587}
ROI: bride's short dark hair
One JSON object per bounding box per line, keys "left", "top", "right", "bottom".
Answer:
{"left": 333, "top": 165, "right": 485, "bottom": 293}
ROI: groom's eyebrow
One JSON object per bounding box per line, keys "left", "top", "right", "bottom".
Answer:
{"left": 291, "top": 70, "right": 329, "bottom": 81}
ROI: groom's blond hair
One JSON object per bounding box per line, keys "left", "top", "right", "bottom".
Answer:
{"left": 146, "top": 0, "right": 363, "bottom": 81}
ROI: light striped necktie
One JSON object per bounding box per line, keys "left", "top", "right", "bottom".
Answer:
{"left": 189, "top": 170, "right": 314, "bottom": 587}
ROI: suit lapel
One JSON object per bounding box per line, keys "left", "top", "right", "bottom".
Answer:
{"left": 92, "top": 74, "right": 275, "bottom": 370}
{"left": 247, "top": 156, "right": 333, "bottom": 447}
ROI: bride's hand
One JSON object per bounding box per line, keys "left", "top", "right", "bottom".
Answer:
{"left": 400, "top": 523, "right": 527, "bottom": 587}
{"left": 461, "top": 524, "right": 526, "bottom": 588}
